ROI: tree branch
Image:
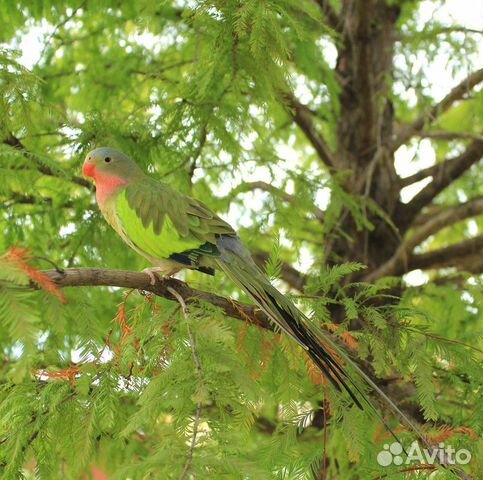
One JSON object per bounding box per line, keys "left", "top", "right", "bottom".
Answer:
{"left": 3, "top": 134, "right": 91, "bottom": 189}
{"left": 4, "top": 192, "right": 75, "bottom": 209}
{"left": 412, "top": 195, "right": 483, "bottom": 229}
{"left": 417, "top": 131, "right": 483, "bottom": 142}
{"left": 396, "top": 25, "right": 483, "bottom": 42}
{"left": 367, "top": 234, "right": 483, "bottom": 280}
{"left": 367, "top": 196, "right": 483, "bottom": 281}
{"left": 401, "top": 139, "right": 483, "bottom": 220}
{"left": 410, "top": 195, "right": 483, "bottom": 241}
{"left": 41, "top": 268, "right": 273, "bottom": 330}
{"left": 285, "top": 94, "right": 336, "bottom": 168}
{"left": 394, "top": 67, "right": 483, "bottom": 148}
{"left": 401, "top": 139, "right": 483, "bottom": 188}
{"left": 410, "top": 234, "right": 483, "bottom": 272}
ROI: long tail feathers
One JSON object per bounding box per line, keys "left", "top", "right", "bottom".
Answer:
{"left": 216, "top": 250, "right": 431, "bottom": 451}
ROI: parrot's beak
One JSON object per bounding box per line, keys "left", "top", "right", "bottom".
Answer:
{"left": 82, "top": 161, "right": 96, "bottom": 178}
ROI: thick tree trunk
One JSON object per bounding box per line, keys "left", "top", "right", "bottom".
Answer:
{"left": 330, "top": 0, "right": 403, "bottom": 272}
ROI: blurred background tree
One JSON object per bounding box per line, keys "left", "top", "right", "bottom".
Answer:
{"left": 0, "top": 0, "right": 482, "bottom": 478}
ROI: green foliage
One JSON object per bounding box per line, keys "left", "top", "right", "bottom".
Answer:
{"left": 0, "top": 250, "right": 480, "bottom": 478}
{"left": 0, "top": 0, "right": 482, "bottom": 478}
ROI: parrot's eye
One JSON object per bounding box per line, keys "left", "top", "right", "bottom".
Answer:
{"left": 104, "top": 157, "right": 111, "bottom": 163}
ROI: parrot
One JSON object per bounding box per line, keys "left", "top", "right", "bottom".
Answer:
{"left": 81, "top": 147, "right": 422, "bottom": 444}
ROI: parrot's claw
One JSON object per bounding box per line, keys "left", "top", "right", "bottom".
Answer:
{"left": 142, "top": 267, "right": 177, "bottom": 286}
{"left": 143, "top": 268, "right": 159, "bottom": 286}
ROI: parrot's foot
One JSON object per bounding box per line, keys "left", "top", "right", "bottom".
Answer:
{"left": 143, "top": 267, "right": 178, "bottom": 286}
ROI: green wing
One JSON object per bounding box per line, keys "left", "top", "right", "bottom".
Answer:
{"left": 115, "top": 178, "right": 236, "bottom": 262}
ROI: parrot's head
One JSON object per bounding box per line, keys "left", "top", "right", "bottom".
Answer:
{"left": 82, "top": 147, "right": 144, "bottom": 183}
{"left": 83, "top": 147, "right": 145, "bottom": 204}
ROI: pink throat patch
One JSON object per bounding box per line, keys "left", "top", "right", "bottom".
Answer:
{"left": 93, "top": 169, "right": 128, "bottom": 204}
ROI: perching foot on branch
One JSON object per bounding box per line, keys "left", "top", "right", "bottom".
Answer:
{"left": 142, "top": 266, "right": 180, "bottom": 286}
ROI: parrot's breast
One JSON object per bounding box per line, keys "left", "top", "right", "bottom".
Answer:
{"left": 93, "top": 171, "right": 128, "bottom": 205}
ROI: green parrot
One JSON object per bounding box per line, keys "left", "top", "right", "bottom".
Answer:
{"left": 82, "top": 147, "right": 366, "bottom": 405}
{"left": 82, "top": 146, "right": 418, "bottom": 442}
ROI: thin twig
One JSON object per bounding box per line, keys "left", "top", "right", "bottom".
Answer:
{"left": 393, "top": 67, "right": 483, "bottom": 148}
{"left": 167, "top": 287, "right": 204, "bottom": 480}
{"left": 284, "top": 93, "right": 337, "bottom": 169}
{"left": 39, "top": 2, "right": 86, "bottom": 62}
{"left": 322, "top": 398, "right": 328, "bottom": 480}
{"left": 30, "top": 256, "right": 64, "bottom": 274}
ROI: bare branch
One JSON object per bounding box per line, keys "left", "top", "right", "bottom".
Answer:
{"left": 285, "top": 94, "right": 336, "bottom": 168}
{"left": 411, "top": 204, "right": 445, "bottom": 227}
{"left": 410, "top": 234, "right": 483, "bottom": 271}
{"left": 401, "top": 139, "right": 483, "bottom": 215}
{"left": 41, "top": 268, "right": 273, "bottom": 330}
{"left": 453, "top": 256, "right": 483, "bottom": 276}
{"left": 412, "top": 195, "right": 483, "bottom": 229}
{"left": 367, "top": 197, "right": 483, "bottom": 281}
{"left": 394, "top": 68, "right": 483, "bottom": 148}
{"left": 417, "top": 131, "right": 483, "bottom": 142}
{"left": 367, "top": 234, "right": 483, "bottom": 280}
